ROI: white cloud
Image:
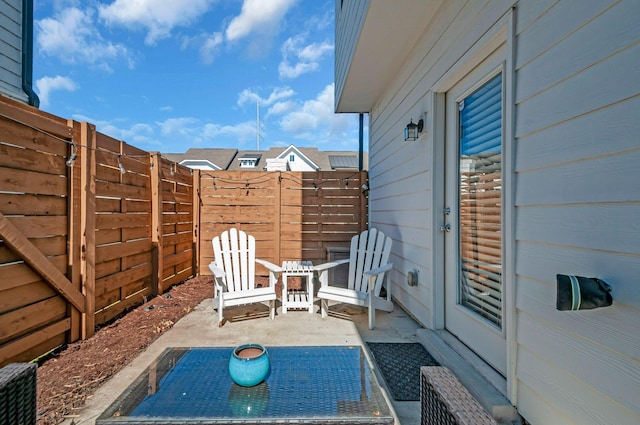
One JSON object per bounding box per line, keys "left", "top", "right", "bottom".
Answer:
{"left": 70, "top": 113, "right": 160, "bottom": 148}
{"left": 298, "top": 40, "right": 333, "bottom": 62}
{"left": 226, "top": 0, "right": 297, "bottom": 42}
{"left": 279, "top": 36, "right": 333, "bottom": 79}
{"left": 180, "top": 31, "right": 223, "bottom": 64}
{"left": 157, "top": 117, "right": 200, "bottom": 136}
{"left": 35, "top": 75, "right": 77, "bottom": 107}
{"left": 278, "top": 62, "right": 317, "bottom": 80}
{"left": 99, "top": 0, "right": 214, "bottom": 45}
{"left": 203, "top": 121, "right": 257, "bottom": 144}
{"left": 237, "top": 87, "right": 295, "bottom": 108}
{"left": 36, "top": 7, "right": 131, "bottom": 70}
{"left": 200, "top": 32, "right": 224, "bottom": 64}
{"left": 266, "top": 100, "right": 296, "bottom": 116}
{"left": 279, "top": 84, "right": 351, "bottom": 141}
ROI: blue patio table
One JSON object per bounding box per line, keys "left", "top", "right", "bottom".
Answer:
{"left": 96, "top": 346, "right": 394, "bottom": 424}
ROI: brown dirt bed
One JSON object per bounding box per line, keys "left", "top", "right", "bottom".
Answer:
{"left": 36, "top": 276, "right": 215, "bottom": 425}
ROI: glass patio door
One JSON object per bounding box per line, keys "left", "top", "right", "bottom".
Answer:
{"left": 444, "top": 70, "right": 506, "bottom": 375}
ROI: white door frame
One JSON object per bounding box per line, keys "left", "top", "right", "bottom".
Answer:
{"left": 430, "top": 9, "right": 517, "bottom": 401}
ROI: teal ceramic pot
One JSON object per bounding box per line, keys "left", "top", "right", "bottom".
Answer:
{"left": 228, "top": 343, "right": 270, "bottom": 387}
{"left": 228, "top": 381, "right": 270, "bottom": 417}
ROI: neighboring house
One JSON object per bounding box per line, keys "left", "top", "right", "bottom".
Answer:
{"left": 0, "top": 0, "right": 38, "bottom": 106}
{"left": 335, "top": 1, "right": 639, "bottom": 425}
{"left": 271, "top": 144, "right": 319, "bottom": 171}
{"left": 163, "top": 148, "right": 237, "bottom": 171}
{"left": 164, "top": 145, "right": 367, "bottom": 171}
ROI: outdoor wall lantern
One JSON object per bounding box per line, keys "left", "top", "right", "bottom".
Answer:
{"left": 404, "top": 118, "right": 424, "bottom": 141}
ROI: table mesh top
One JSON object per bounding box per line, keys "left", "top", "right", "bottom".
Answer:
{"left": 97, "top": 346, "right": 393, "bottom": 424}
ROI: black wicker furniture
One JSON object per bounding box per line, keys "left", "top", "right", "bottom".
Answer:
{"left": 420, "top": 366, "right": 496, "bottom": 425}
{"left": 0, "top": 363, "right": 37, "bottom": 425}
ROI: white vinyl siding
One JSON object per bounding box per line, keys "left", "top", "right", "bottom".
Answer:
{"left": 512, "top": 0, "right": 640, "bottom": 423}
{"left": 0, "top": 0, "right": 27, "bottom": 102}
{"left": 367, "top": 0, "right": 513, "bottom": 333}
{"left": 353, "top": 0, "right": 639, "bottom": 423}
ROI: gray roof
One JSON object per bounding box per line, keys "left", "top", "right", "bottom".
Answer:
{"left": 162, "top": 146, "right": 367, "bottom": 171}
{"left": 163, "top": 148, "right": 238, "bottom": 170}
{"left": 329, "top": 155, "right": 359, "bottom": 169}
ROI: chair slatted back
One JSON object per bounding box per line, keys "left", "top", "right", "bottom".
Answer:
{"left": 212, "top": 228, "right": 256, "bottom": 292}
{"left": 347, "top": 228, "right": 392, "bottom": 294}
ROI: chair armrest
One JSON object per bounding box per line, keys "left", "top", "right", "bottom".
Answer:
{"left": 314, "top": 258, "right": 350, "bottom": 272}
{"left": 208, "top": 262, "right": 226, "bottom": 292}
{"left": 256, "top": 258, "right": 281, "bottom": 289}
{"left": 208, "top": 262, "right": 226, "bottom": 278}
{"left": 365, "top": 263, "right": 393, "bottom": 295}
{"left": 364, "top": 263, "right": 393, "bottom": 277}
{"left": 255, "top": 258, "right": 282, "bottom": 273}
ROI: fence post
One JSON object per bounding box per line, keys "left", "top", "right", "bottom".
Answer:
{"left": 80, "top": 122, "right": 96, "bottom": 339}
{"left": 66, "top": 120, "right": 82, "bottom": 342}
{"left": 359, "top": 171, "right": 368, "bottom": 233}
{"left": 150, "top": 152, "right": 163, "bottom": 296}
{"left": 192, "top": 169, "right": 201, "bottom": 276}
{"left": 275, "top": 172, "right": 282, "bottom": 266}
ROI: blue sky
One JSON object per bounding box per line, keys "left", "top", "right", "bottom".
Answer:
{"left": 32, "top": 0, "right": 363, "bottom": 154}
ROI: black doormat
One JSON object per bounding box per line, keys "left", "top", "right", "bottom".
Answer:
{"left": 366, "top": 342, "right": 439, "bottom": 401}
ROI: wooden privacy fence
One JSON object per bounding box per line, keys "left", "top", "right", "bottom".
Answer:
{"left": 0, "top": 96, "right": 196, "bottom": 367}
{"left": 198, "top": 170, "right": 368, "bottom": 275}
{"left": 0, "top": 95, "right": 368, "bottom": 367}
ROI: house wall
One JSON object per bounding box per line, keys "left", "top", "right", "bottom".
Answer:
{"left": 285, "top": 152, "right": 315, "bottom": 171}
{"left": 511, "top": 1, "right": 639, "bottom": 423}
{"left": 0, "top": 0, "right": 28, "bottom": 103}
{"left": 360, "top": 0, "right": 639, "bottom": 424}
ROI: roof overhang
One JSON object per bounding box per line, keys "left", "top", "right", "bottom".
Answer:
{"left": 179, "top": 159, "right": 220, "bottom": 170}
{"left": 335, "top": 0, "right": 442, "bottom": 113}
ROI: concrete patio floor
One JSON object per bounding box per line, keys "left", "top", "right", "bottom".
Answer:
{"left": 64, "top": 300, "right": 424, "bottom": 425}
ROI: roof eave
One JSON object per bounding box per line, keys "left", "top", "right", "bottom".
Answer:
{"left": 335, "top": 0, "right": 442, "bottom": 113}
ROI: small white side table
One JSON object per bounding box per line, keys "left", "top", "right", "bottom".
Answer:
{"left": 281, "top": 260, "right": 314, "bottom": 313}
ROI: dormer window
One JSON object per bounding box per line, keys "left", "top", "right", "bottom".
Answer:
{"left": 289, "top": 155, "right": 295, "bottom": 162}
{"left": 237, "top": 154, "right": 261, "bottom": 168}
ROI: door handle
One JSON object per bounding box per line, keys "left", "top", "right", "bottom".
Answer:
{"left": 440, "top": 224, "right": 451, "bottom": 232}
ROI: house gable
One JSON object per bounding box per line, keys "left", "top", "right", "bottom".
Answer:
{"left": 276, "top": 145, "right": 319, "bottom": 171}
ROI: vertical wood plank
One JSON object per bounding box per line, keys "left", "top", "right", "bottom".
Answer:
{"left": 67, "top": 120, "right": 82, "bottom": 342}
{"left": 275, "top": 172, "right": 282, "bottom": 265}
{"left": 359, "top": 171, "right": 368, "bottom": 233}
{"left": 192, "top": 169, "right": 201, "bottom": 277}
{"left": 150, "top": 152, "right": 163, "bottom": 296}
{"left": 80, "top": 122, "right": 96, "bottom": 339}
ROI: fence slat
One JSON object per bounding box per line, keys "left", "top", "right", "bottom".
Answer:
{"left": 80, "top": 122, "right": 97, "bottom": 338}
{"left": 199, "top": 170, "right": 367, "bottom": 273}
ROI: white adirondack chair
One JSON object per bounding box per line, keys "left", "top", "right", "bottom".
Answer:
{"left": 209, "top": 228, "right": 281, "bottom": 326}
{"left": 316, "top": 228, "right": 394, "bottom": 329}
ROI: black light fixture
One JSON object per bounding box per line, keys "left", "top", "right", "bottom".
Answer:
{"left": 404, "top": 118, "right": 424, "bottom": 141}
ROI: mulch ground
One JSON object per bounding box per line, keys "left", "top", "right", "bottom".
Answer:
{"left": 36, "top": 276, "right": 216, "bottom": 425}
